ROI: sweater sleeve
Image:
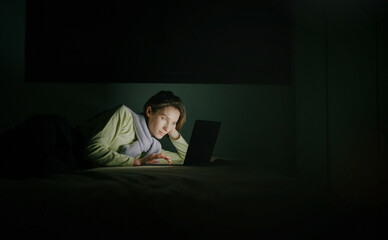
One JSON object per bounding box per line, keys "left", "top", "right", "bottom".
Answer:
{"left": 161, "top": 134, "right": 188, "bottom": 164}
{"left": 85, "top": 105, "right": 135, "bottom": 167}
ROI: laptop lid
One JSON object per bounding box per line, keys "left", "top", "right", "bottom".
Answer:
{"left": 184, "top": 120, "right": 221, "bottom": 165}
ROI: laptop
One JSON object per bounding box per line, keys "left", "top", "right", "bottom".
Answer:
{"left": 145, "top": 120, "right": 221, "bottom": 166}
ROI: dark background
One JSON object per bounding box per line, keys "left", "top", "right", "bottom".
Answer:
{"left": 26, "top": 0, "right": 292, "bottom": 84}
{"left": 1, "top": 0, "right": 387, "bottom": 218}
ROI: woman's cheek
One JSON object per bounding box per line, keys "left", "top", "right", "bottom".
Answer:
{"left": 156, "top": 120, "right": 163, "bottom": 132}
{"left": 151, "top": 121, "right": 157, "bottom": 135}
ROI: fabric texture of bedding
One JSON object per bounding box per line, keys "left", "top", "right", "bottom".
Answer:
{"left": 0, "top": 114, "right": 86, "bottom": 178}
{"left": 0, "top": 164, "right": 337, "bottom": 239}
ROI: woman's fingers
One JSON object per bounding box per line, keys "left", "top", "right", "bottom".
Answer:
{"left": 159, "top": 153, "right": 172, "bottom": 164}
{"left": 146, "top": 153, "right": 171, "bottom": 164}
{"left": 148, "top": 159, "right": 160, "bottom": 164}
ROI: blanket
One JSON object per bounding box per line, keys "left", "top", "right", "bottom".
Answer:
{"left": 0, "top": 165, "right": 339, "bottom": 239}
{"left": 0, "top": 115, "right": 85, "bottom": 179}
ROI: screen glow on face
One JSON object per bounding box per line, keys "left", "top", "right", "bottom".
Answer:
{"left": 147, "top": 106, "right": 180, "bottom": 139}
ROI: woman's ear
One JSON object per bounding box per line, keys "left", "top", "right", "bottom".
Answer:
{"left": 145, "top": 106, "right": 152, "bottom": 117}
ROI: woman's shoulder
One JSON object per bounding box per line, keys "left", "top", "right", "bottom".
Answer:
{"left": 115, "top": 104, "right": 129, "bottom": 112}
{"left": 112, "top": 105, "right": 135, "bottom": 125}
{"left": 113, "top": 104, "right": 132, "bottom": 116}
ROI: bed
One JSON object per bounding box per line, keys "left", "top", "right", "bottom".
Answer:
{"left": 0, "top": 163, "right": 362, "bottom": 239}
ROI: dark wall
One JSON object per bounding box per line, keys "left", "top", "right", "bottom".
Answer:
{"left": 295, "top": 0, "right": 388, "bottom": 205}
{"left": 26, "top": 0, "right": 292, "bottom": 84}
{"left": 0, "top": 0, "right": 296, "bottom": 175}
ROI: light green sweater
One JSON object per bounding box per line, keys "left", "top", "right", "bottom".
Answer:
{"left": 77, "top": 105, "right": 188, "bottom": 167}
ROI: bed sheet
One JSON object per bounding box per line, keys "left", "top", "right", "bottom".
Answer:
{"left": 0, "top": 165, "right": 329, "bottom": 239}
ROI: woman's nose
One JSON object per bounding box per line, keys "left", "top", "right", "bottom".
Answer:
{"left": 163, "top": 125, "right": 170, "bottom": 132}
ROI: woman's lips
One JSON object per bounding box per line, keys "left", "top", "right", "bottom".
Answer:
{"left": 159, "top": 131, "right": 166, "bottom": 136}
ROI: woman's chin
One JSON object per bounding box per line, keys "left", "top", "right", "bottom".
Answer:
{"left": 154, "top": 134, "right": 163, "bottom": 140}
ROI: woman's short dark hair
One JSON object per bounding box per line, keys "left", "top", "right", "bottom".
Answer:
{"left": 143, "top": 91, "right": 186, "bottom": 131}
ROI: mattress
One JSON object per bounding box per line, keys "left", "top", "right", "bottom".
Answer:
{"left": 0, "top": 164, "right": 332, "bottom": 239}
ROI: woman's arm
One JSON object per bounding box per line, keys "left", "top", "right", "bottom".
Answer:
{"left": 85, "top": 105, "right": 135, "bottom": 167}
{"left": 86, "top": 140, "right": 134, "bottom": 167}
{"left": 160, "top": 129, "right": 188, "bottom": 164}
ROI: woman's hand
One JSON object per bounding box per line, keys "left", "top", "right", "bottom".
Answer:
{"left": 168, "top": 128, "right": 180, "bottom": 140}
{"left": 133, "top": 153, "right": 171, "bottom": 166}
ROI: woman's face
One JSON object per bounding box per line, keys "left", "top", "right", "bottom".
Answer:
{"left": 146, "top": 106, "right": 180, "bottom": 139}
